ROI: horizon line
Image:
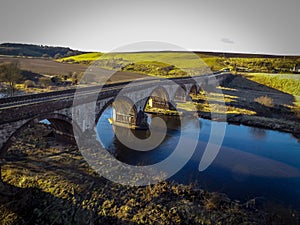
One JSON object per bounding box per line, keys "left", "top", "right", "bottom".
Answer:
{"left": 1, "top": 42, "right": 300, "bottom": 57}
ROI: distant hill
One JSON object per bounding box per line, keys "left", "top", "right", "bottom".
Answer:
{"left": 0, "top": 43, "right": 86, "bottom": 58}
{"left": 58, "top": 51, "right": 300, "bottom": 75}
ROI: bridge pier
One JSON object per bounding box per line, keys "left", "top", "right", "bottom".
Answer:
{"left": 111, "top": 103, "right": 148, "bottom": 130}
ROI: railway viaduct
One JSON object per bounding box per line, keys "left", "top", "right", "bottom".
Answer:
{"left": 0, "top": 73, "right": 232, "bottom": 157}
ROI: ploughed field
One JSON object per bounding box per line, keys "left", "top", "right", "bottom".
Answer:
{"left": 0, "top": 56, "right": 149, "bottom": 82}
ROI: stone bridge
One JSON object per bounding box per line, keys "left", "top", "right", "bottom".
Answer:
{"left": 0, "top": 73, "right": 232, "bottom": 158}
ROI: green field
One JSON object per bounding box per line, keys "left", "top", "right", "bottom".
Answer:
{"left": 243, "top": 73, "right": 300, "bottom": 111}
{"left": 58, "top": 51, "right": 300, "bottom": 78}
{"left": 57, "top": 52, "right": 104, "bottom": 64}
{"left": 244, "top": 73, "right": 300, "bottom": 96}
{"left": 58, "top": 52, "right": 222, "bottom": 77}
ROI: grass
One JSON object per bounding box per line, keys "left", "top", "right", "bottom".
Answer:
{"left": 243, "top": 73, "right": 300, "bottom": 116}
{"left": 0, "top": 206, "right": 20, "bottom": 225}
{"left": 176, "top": 102, "right": 198, "bottom": 112}
{"left": 221, "top": 57, "right": 300, "bottom": 73}
{"left": 192, "top": 90, "right": 239, "bottom": 103}
{"left": 57, "top": 52, "right": 104, "bottom": 64}
{"left": 1, "top": 124, "right": 281, "bottom": 225}
{"left": 295, "top": 96, "right": 300, "bottom": 108}
{"left": 145, "top": 108, "right": 182, "bottom": 116}
{"left": 244, "top": 73, "right": 300, "bottom": 96}
{"left": 65, "top": 52, "right": 208, "bottom": 68}
{"left": 197, "top": 102, "right": 256, "bottom": 115}
{"left": 57, "top": 51, "right": 300, "bottom": 76}
{"left": 2, "top": 124, "right": 298, "bottom": 225}
{"left": 176, "top": 101, "right": 256, "bottom": 116}
{"left": 57, "top": 52, "right": 216, "bottom": 77}
{"left": 254, "top": 96, "right": 275, "bottom": 107}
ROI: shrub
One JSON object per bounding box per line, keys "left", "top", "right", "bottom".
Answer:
{"left": 254, "top": 95, "right": 274, "bottom": 107}
{"left": 24, "top": 80, "right": 35, "bottom": 88}
{"left": 54, "top": 53, "right": 62, "bottom": 59}
{"left": 39, "top": 77, "right": 52, "bottom": 88}
{"left": 42, "top": 54, "right": 50, "bottom": 58}
{"left": 196, "top": 103, "right": 204, "bottom": 111}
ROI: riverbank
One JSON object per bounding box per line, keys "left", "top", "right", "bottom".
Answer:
{"left": 1, "top": 124, "right": 299, "bottom": 224}
{"left": 177, "top": 74, "right": 300, "bottom": 139}
{"left": 144, "top": 103, "right": 300, "bottom": 139}
{"left": 220, "top": 74, "right": 300, "bottom": 138}
{"left": 139, "top": 73, "right": 300, "bottom": 139}
{"left": 195, "top": 110, "right": 300, "bottom": 139}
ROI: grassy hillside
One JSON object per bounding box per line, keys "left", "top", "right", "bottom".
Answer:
{"left": 0, "top": 43, "right": 86, "bottom": 58}
{"left": 58, "top": 52, "right": 104, "bottom": 64}
{"left": 58, "top": 52, "right": 217, "bottom": 77}
{"left": 243, "top": 73, "right": 300, "bottom": 109}
{"left": 58, "top": 51, "right": 300, "bottom": 77}
{"left": 222, "top": 57, "right": 300, "bottom": 73}
{"left": 59, "top": 52, "right": 215, "bottom": 68}
{"left": 244, "top": 73, "right": 300, "bottom": 96}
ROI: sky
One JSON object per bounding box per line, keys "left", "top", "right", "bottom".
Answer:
{"left": 0, "top": 0, "right": 300, "bottom": 55}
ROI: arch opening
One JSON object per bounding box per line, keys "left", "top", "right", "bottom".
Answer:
{"left": 188, "top": 84, "right": 206, "bottom": 102}
{"left": 0, "top": 114, "right": 75, "bottom": 158}
{"left": 189, "top": 84, "right": 199, "bottom": 97}
{"left": 95, "top": 98, "right": 150, "bottom": 156}
{"left": 174, "top": 85, "right": 187, "bottom": 102}
{"left": 113, "top": 97, "right": 138, "bottom": 127}
{"left": 146, "top": 86, "right": 172, "bottom": 110}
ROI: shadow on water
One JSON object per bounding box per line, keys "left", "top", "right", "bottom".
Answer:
{"left": 96, "top": 100, "right": 300, "bottom": 211}
{"left": 108, "top": 115, "right": 181, "bottom": 165}
{"left": 249, "top": 127, "right": 267, "bottom": 140}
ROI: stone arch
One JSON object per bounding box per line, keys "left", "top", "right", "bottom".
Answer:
{"left": 112, "top": 96, "right": 138, "bottom": 126}
{"left": 174, "top": 85, "right": 187, "bottom": 102}
{"left": 146, "top": 86, "right": 171, "bottom": 110}
{"left": 189, "top": 84, "right": 199, "bottom": 96}
{"left": 0, "top": 113, "right": 75, "bottom": 157}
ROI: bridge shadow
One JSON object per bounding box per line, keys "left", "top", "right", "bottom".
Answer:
{"left": 0, "top": 181, "right": 138, "bottom": 225}
{"left": 223, "top": 75, "right": 299, "bottom": 119}
{"left": 0, "top": 124, "right": 139, "bottom": 225}
{"left": 195, "top": 74, "right": 299, "bottom": 121}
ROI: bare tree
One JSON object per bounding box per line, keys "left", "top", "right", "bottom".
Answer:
{"left": 0, "top": 61, "right": 23, "bottom": 96}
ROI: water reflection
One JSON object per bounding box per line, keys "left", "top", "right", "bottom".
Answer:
{"left": 249, "top": 127, "right": 267, "bottom": 140}
{"left": 96, "top": 106, "right": 300, "bottom": 209}
{"left": 101, "top": 112, "right": 183, "bottom": 166}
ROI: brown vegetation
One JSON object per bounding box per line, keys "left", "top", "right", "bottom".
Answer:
{"left": 254, "top": 96, "right": 275, "bottom": 108}
{"left": 1, "top": 124, "right": 298, "bottom": 225}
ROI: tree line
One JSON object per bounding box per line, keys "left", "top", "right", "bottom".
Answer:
{"left": 0, "top": 43, "right": 86, "bottom": 58}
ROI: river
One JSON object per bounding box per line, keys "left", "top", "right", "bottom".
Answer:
{"left": 96, "top": 106, "right": 300, "bottom": 209}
